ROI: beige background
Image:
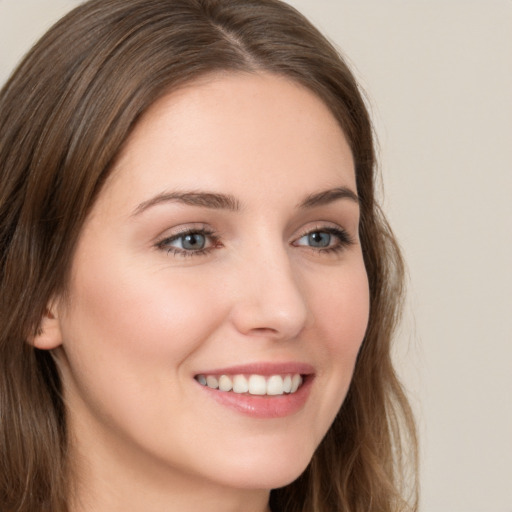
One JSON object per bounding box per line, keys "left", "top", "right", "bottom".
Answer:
{"left": 1, "top": 1, "right": 511, "bottom": 511}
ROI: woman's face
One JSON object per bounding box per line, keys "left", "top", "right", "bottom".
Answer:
{"left": 53, "top": 73, "right": 369, "bottom": 502}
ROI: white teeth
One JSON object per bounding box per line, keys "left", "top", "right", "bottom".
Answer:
{"left": 291, "top": 374, "right": 302, "bottom": 393}
{"left": 232, "top": 375, "right": 249, "bottom": 393}
{"left": 205, "top": 376, "right": 219, "bottom": 389}
{"left": 283, "top": 375, "right": 292, "bottom": 393}
{"left": 248, "top": 375, "right": 267, "bottom": 395}
{"left": 266, "top": 375, "right": 284, "bottom": 395}
{"left": 196, "top": 373, "right": 304, "bottom": 396}
{"left": 218, "top": 375, "right": 232, "bottom": 392}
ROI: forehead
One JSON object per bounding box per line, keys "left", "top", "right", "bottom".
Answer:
{"left": 102, "top": 72, "right": 355, "bottom": 211}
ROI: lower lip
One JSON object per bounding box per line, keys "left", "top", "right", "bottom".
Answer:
{"left": 197, "top": 376, "right": 313, "bottom": 419}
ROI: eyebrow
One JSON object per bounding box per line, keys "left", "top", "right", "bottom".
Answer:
{"left": 132, "top": 191, "right": 241, "bottom": 216}
{"left": 131, "top": 186, "right": 359, "bottom": 217}
{"left": 298, "top": 187, "right": 359, "bottom": 209}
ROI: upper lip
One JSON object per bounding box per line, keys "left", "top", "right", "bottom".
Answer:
{"left": 194, "top": 362, "right": 315, "bottom": 376}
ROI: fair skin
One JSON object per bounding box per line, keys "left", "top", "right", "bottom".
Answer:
{"left": 36, "top": 72, "right": 369, "bottom": 512}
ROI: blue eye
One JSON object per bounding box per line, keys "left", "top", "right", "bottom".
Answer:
{"left": 177, "top": 233, "right": 206, "bottom": 250}
{"left": 304, "top": 231, "right": 331, "bottom": 248}
{"left": 295, "top": 227, "right": 352, "bottom": 253}
{"left": 157, "top": 228, "right": 219, "bottom": 257}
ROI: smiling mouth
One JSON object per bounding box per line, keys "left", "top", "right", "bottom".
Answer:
{"left": 195, "top": 373, "right": 304, "bottom": 396}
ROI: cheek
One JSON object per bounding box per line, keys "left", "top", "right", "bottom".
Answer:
{"left": 307, "top": 260, "right": 369, "bottom": 406}
{"left": 284, "top": 259, "right": 369, "bottom": 452}
{"left": 57, "top": 258, "right": 230, "bottom": 439}
{"left": 56, "top": 257, "right": 233, "bottom": 439}
{"left": 63, "top": 261, "right": 225, "bottom": 364}
{"left": 311, "top": 261, "right": 370, "bottom": 356}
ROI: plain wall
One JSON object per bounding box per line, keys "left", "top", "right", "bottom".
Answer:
{"left": 1, "top": 1, "right": 511, "bottom": 511}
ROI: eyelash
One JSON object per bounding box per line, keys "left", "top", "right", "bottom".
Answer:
{"left": 155, "top": 226, "right": 353, "bottom": 258}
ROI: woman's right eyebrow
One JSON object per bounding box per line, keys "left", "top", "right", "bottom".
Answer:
{"left": 131, "top": 191, "right": 242, "bottom": 217}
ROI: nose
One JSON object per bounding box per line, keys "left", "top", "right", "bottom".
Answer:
{"left": 228, "top": 246, "right": 309, "bottom": 341}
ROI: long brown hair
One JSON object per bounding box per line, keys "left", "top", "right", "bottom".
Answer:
{"left": 0, "top": 0, "right": 418, "bottom": 510}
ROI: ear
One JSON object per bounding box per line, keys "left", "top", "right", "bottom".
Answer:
{"left": 28, "top": 301, "right": 63, "bottom": 350}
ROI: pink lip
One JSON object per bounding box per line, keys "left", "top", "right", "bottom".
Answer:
{"left": 195, "top": 361, "right": 315, "bottom": 377}
{"left": 194, "top": 361, "right": 315, "bottom": 419}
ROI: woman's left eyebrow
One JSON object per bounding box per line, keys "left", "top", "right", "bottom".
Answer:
{"left": 298, "top": 187, "right": 359, "bottom": 209}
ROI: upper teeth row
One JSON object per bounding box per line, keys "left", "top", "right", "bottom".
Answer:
{"left": 196, "top": 374, "right": 303, "bottom": 396}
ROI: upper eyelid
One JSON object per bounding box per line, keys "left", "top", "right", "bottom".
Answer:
{"left": 154, "top": 222, "right": 351, "bottom": 238}
{"left": 155, "top": 224, "right": 214, "bottom": 242}
{"left": 293, "top": 221, "right": 353, "bottom": 238}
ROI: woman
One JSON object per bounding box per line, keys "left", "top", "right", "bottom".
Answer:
{"left": 0, "top": 0, "right": 417, "bottom": 511}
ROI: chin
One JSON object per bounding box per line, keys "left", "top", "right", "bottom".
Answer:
{"left": 208, "top": 445, "right": 314, "bottom": 491}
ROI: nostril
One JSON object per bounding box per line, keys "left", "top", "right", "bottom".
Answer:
{"left": 250, "top": 327, "right": 279, "bottom": 335}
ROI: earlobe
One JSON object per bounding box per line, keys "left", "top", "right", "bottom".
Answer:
{"left": 28, "top": 304, "right": 63, "bottom": 350}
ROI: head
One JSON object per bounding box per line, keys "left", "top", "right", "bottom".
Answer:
{"left": 0, "top": 1, "right": 416, "bottom": 511}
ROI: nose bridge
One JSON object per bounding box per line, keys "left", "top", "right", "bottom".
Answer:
{"left": 229, "top": 236, "right": 309, "bottom": 339}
